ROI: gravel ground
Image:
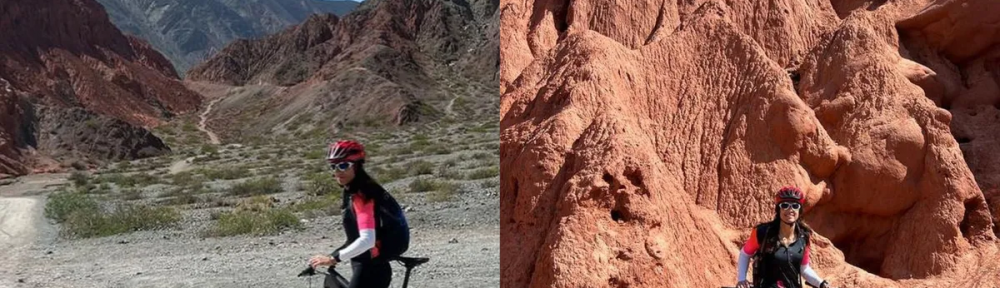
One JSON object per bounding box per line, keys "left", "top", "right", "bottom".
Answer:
{"left": 0, "top": 123, "right": 500, "bottom": 288}
{"left": 1, "top": 180, "right": 498, "bottom": 288}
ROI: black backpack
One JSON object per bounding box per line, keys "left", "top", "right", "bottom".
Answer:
{"left": 374, "top": 191, "right": 410, "bottom": 259}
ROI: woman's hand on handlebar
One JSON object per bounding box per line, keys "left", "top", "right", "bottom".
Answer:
{"left": 736, "top": 280, "right": 752, "bottom": 288}
{"left": 309, "top": 254, "right": 337, "bottom": 268}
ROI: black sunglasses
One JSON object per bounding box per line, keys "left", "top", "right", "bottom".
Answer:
{"left": 329, "top": 162, "right": 354, "bottom": 171}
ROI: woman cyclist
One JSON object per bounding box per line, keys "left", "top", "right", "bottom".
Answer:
{"left": 736, "top": 186, "right": 837, "bottom": 288}
{"left": 309, "top": 140, "right": 396, "bottom": 288}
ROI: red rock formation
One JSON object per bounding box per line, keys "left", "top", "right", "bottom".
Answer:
{"left": 94, "top": 0, "right": 360, "bottom": 75}
{"left": 0, "top": 0, "right": 202, "bottom": 176}
{"left": 187, "top": 0, "right": 498, "bottom": 140}
{"left": 188, "top": 0, "right": 493, "bottom": 87}
{"left": 501, "top": 0, "right": 1000, "bottom": 287}
{"left": 898, "top": 0, "right": 1000, "bottom": 242}
{"left": 0, "top": 85, "right": 29, "bottom": 176}
{"left": 186, "top": 13, "right": 344, "bottom": 86}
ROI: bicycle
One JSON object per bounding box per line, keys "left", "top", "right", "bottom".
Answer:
{"left": 297, "top": 256, "right": 430, "bottom": 288}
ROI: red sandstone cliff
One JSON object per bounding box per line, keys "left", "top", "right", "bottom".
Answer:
{"left": 0, "top": 0, "right": 202, "bottom": 176}
{"left": 501, "top": 0, "right": 1000, "bottom": 287}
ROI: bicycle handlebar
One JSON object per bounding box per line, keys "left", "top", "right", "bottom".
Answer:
{"left": 297, "top": 266, "right": 331, "bottom": 277}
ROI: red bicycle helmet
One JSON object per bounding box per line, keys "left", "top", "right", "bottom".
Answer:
{"left": 775, "top": 186, "right": 805, "bottom": 205}
{"left": 327, "top": 140, "right": 366, "bottom": 163}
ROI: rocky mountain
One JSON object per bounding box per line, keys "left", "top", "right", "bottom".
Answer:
{"left": 501, "top": 0, "right": 1000, "bottom": 287}
{"left": 186, "top": 0, "right": 499, "bottom": 141}
{"left": 95, "top": 0, "right": 360, "bottom": 75}
{"left": 0, "top": 0, "right": 202, "bottom": 177}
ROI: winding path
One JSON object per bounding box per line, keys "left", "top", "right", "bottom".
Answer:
{"left": 169, "top": 97, "right": 223, "bottom": 175}
{"left": 198, "top": 98, "right": 223, "bottom": 145}
{"left": 445, "top": 96, "right": 458, "bottom": 116}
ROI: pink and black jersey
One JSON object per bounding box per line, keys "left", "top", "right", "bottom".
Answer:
{"left": 741, "top": 224, "right": 812, "bottom": 288}
{"left": 336, "top": 182, "right": 383, "bottom": 262}
{"left": 350, "top": 193, "right": 380, "bottom": 257}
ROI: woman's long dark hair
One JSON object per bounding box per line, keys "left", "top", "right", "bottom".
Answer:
{"left": 760, "top": 205, "right": 814, "bottom": 254}
{"left": 340, "top": 161, "right": 381, "bottom": 209}
{"left": 349, "top": 161, "right": 373, "bottom": 186}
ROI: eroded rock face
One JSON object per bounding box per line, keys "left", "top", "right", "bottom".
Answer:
{"left": 0, "top": 87, "right": 30, "bottom": 177}
{"left": 0, "top": 0, "right": 200, "bottom": 176}
{"left": 798, "top": 11, "right": 994, "bottom": 280}
{"left": 897, "top": 0, "right": 1000, "bottom": 246}
{"left": 94, "top": 0, "right": 360, "bottom": 75}
{"left": 34, "top": 107, "right": 171, "bottom": 166}
{"left": 187, "top": 0, "right": 499, "bottom": 139}
{"left": 501, "top": 0, "right": 1000, "bottom": 287}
